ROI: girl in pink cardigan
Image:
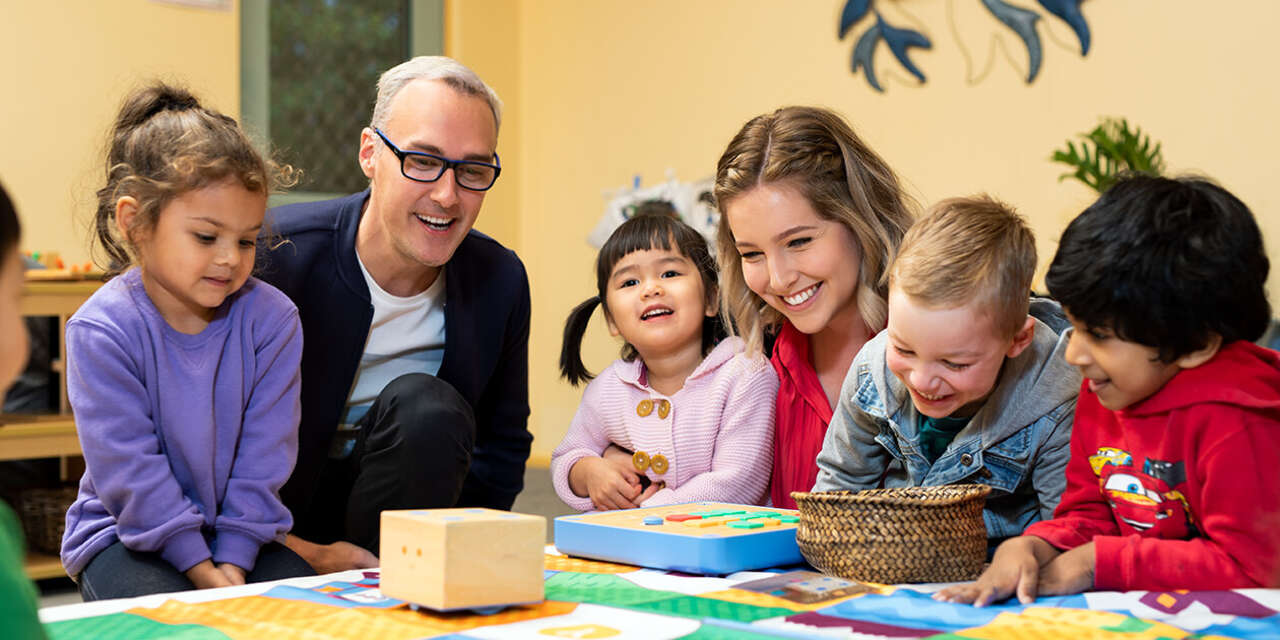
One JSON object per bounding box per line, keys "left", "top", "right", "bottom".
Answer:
{"left": 552, "top": 214, "right": 778, "bottom": 511}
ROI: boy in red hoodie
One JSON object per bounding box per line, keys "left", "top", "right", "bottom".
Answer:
{"left": 939, "top": 175, "right": 1280, "bottom": 606}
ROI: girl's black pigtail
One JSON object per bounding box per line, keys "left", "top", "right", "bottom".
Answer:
{"left": 559, "top": 296, "right": 602, "bottom": 386}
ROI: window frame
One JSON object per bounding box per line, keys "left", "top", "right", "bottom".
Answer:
{"left": 239, "top": 0, "right": 445, "bottom": 206}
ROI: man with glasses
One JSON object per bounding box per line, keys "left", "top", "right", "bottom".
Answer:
{"left": 259, "top": 57, "right": 531, "bottom": 573}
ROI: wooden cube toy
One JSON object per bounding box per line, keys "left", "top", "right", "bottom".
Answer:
{"left": 379, "top": 508, "right": 546, "bottom": 611}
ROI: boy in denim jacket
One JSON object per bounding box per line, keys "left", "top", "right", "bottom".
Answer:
{"left": 940, "top": 176, "right": 1280, "bottom": 605}
{"left": 814, "top": 195, "right": 1081, "bottom": 542}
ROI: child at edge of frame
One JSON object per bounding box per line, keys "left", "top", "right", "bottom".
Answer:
{"left": 938, "top": 174, "right": 1280, "bottom": 606}
{"left": 0, "top": 181, "right": 51, "bottom": 639}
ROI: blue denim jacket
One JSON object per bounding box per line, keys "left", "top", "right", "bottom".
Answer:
{"left": 814, "top": 299, "right": 1081, "bottom": 540}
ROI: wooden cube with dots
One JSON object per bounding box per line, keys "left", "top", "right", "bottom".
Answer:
{"left": 379, "top": 508, "right": 546, "bottom": 611}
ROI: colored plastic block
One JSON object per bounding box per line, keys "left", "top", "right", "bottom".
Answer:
{"left": 666, "top": 514, "right": 702, "bottom": 522}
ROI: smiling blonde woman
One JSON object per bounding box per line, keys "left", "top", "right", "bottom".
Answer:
{"left": 714, "top": 106, "right": 915, "bottom": 508}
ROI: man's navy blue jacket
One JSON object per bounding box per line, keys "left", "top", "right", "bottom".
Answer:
{"left": 259, "top": 191, "right": 532, "bottom": 516}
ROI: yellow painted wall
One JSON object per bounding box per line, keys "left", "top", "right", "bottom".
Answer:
{"left": 5, "top": 1, "right": 1278, "bottom": 466}
{"left": 0, "top": 1, "right": 240, "bottom": 266}
{"left": 447, "top": 0, "right": 1280, "bottom": 461}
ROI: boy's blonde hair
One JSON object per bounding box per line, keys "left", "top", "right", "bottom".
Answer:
{"left": 890, "top": 195, "right": 1035, "bottom": 338}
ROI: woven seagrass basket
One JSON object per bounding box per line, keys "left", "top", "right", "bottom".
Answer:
{"left": 791, "top": 484, "right": 991, "bottom": 584}
{"left": 18, "top": 485, "right": 78, "bottom": 554}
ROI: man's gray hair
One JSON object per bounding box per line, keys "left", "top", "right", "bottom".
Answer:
{"left": 369, "top": 56, "right": 503, "bottom": 133}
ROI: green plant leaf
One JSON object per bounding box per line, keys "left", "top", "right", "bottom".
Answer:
{"left": 1049, "top": 116, "right": 1166, "bottom": 193}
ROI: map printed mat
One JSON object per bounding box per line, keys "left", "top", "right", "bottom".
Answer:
{"left": 42, "top": 549, "right": 1280, "bottom": 639}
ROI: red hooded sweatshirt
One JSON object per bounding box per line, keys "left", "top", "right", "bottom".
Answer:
{"left": 1025, "top": 340, "right": 1280, "bottom": 590}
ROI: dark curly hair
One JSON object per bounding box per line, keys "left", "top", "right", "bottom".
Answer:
{"left": 1046, "top": 174, "right": 1270, "bottom": 362}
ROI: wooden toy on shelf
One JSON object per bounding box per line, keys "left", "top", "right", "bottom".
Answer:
{"left": 554, "top": 501, "right": 804, "bottom": 575}
{"left": 379, "top": 508, "right": 545, "bottom": 612}
{"left": 24, "top": 252, "right": 103, "bottom": 281}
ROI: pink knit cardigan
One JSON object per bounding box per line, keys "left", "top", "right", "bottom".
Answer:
{"left": 550, "top": 337, "right": 778, "bottom": 511}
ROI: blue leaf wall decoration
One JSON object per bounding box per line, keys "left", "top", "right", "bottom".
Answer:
{"left": 851, "top": 23, "right": 884, "bottom": 92}
{"left": 838, "top": 0, "right": 871, "bottom": 39}
{"left": 877, "top": 15, "right": 932, "bottom": 84}
{"left": 980, "top": 0, "right": 1043, "bottom": 83}
{"left": 1038, "top": 0, "right": 1091, "bottom": 55}
{"left": 838, "top": 0, "right": 1091, "bottom": 91}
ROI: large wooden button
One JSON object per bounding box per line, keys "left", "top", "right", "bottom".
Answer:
{"left": 632, "top": 450, "right": 650, "bottom": 472}
{"left": 650, "top": 453, "right": 669, "bottom": 475}
{"left": 637, "top": 399, "right": 654, "bottom": 417}
{"left": 657, "top": 399, "right": 671, "bottom": 419}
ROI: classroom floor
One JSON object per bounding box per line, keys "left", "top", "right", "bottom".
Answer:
{"left": 36, "top": 464, "right": 572, "bottom": 608}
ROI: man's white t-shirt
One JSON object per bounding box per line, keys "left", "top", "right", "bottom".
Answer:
{"left": 330, "top": 253, "right": 446, "bottom": 458}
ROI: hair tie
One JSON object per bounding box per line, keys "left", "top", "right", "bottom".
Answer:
{"left": 143, "top": 93, "right": 200, "bottom": 121}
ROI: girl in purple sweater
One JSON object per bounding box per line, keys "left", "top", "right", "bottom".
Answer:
{"left": 60, "top": 83, "right": 314, "bottom": 600}
{"left": 552, "top": 214, "right": 778, "bottom": 511}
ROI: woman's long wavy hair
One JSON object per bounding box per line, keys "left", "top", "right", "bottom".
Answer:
{"left": 714, "top": 106, "right": 916, "bottom": 354}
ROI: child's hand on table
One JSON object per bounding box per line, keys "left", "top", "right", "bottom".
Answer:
{"left": 1038, "top": 541, "right": 1095, "bottom": 595}
{"left": 934, "top": 535, "right": 1061, "bottom": 606}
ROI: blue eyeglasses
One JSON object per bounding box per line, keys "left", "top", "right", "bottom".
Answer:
{"left": 373, "top": 128, "right": 501, "bottom": 191}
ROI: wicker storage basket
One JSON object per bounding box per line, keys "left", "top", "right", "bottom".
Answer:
{"left": 18, "top": 485, "right": 78, "bottom": 554}
{"left": 791, "top": 484, "right": 991, "bottom": 584}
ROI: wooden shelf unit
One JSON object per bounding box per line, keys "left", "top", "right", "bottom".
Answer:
{"left": 0, "top": 414, "right": 78, "bottom": 461}
{"left": 24, "top": 551, "right": 66, "bottom": 581}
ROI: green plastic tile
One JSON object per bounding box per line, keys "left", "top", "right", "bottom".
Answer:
{"left": 545, "top": 571, "right": 678, "bottom": 607}
{"left": 625, "top": 595, "right": 793, "bottom": 622}
{"left": 1101, "top": 617, "right": 1155, "bottom": 633}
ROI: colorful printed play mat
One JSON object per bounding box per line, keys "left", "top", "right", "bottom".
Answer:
{"left": 41, "top": 549, "right": 1280, "bottom": 639}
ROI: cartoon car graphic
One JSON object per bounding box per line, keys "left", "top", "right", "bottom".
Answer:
{"left": 1092, "top": 449, "right": 1197, "bottom": 538}
{"left": 1100, "top": 471, "right": 1166, "bottom": 531}
{"left": 1089, "top": 447, "right": 1132, "bottom": 476}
